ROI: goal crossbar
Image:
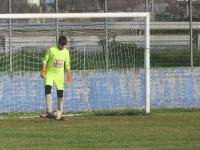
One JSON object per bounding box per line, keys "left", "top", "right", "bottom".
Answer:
{"left": 0, "top": 12, "right": 149, "bottom": 19}
{"left": 0, "top": 12, "right": 150, "bottom": 113}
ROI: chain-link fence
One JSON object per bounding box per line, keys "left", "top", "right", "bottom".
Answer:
{"left": 1, "top": 0, "right": 200, "bottom": 67}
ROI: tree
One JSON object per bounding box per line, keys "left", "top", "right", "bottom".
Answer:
{"left": 0, "top": 0, "right": 8, "bottom": 14}
{"left": 0, "top": 0, "right": 40, "bottom": 14}
{"left": 12, "top": 0, "right": 40, "bottom": 13}
{"left": 51, "top": 0, "right": 104, "bottom": 12}
{"left": 166, "top": 4, "right": 186, "bottom": 19}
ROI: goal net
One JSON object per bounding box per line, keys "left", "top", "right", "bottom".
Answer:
{"left": 0, "top": 13, "right": 150, "bottom": 118}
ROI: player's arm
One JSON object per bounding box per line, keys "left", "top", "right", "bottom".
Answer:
{"left": 67, "top": 69, "right": 70, "bottom": 76}
{"left": 65, "top": 51, "right": 71, "bottom": 87}
{"left": 42, "top": 63, "right": 46, "bottom": 69}
{"left": 41, "top": 49, "right": 51, "bottom": 79}
{"left": 42, "top": 49, "right": 51, "bottom": 64}
{"left": 66, "top": 69, "right": 71, "bottom": 88}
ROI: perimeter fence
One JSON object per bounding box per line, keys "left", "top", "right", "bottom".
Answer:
{"left": 1, "top": 0, "right": 200, "bottom": 68}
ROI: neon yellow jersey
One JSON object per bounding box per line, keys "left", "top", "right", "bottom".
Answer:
{"left": 42, "top": 46, "right": 70, "bottom": 74}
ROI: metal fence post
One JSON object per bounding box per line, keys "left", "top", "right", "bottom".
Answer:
{"left": 151, "top": 0, "right": 154, "bottom": 22}
{"left": 9, "top": 0, "right": 12, "bottom": 72}
{"left": 56, "top": 0, "right": 58, "bottom": 45}
{"left": 5, "top": 35, "right": 7, "bottom": 54}
{"left": 105, "top": 0, "right": 108, "bottom": 69}
{"left": 190, "top": 0, "right": 193, "bottom": 67}
{"left": 146, "top": 0, "right": 148, "bottom": 12}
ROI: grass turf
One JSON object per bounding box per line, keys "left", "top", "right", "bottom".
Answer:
{"left": 0, "top": 109, "right": 200, "bottom": 150}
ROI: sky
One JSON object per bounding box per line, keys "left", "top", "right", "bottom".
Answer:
{"left": 45, "top": 0, "right": 54, "bottom": 3}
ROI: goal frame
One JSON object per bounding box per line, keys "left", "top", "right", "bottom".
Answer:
{"left": 0, "top": 12, "right": 150, "bottom": 113}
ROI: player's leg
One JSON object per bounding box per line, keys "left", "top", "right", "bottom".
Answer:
{"left": 55, "top": 75, "right": 68, "bottom": 121}
{"left": 40, "top": 74, "right": 54, "bottom": 118}
{"left": 40, "top": 85, "right": 53, "bottom": 118}
{"left": 55, "top": 74, "right": 65, "bottom": 114}
{"left": 57, "top": 90, "right": 63, "bottom": 113}
{"left": 56, "top": 90, "right": 67, "bottom": 121}
{"left": 45, "top": 85, "right": 53, "bottom": 114}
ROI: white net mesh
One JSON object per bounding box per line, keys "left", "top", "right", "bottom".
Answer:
{"left": 0, "top": 14, "right": 148, "bottom": 118}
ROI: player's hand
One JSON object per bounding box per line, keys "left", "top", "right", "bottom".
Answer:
{"left": 41, "top": 69, "right": 46, "bottom": 79}
{"left": 67, "top": 74, "right": 71, "bottom": 88}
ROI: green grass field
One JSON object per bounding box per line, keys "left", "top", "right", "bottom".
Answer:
{"left": 0, "top": 108, "right": 200, "bottom": 150}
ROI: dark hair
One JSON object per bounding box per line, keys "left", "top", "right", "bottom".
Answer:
{"left": 58, "top": 36, "right": 67, "bottom": 45}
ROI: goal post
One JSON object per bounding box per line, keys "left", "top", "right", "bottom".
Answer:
{"left": 0, "top": 12, "right": 150, "bottom": 118}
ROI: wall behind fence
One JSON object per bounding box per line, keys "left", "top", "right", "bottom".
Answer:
{"left": 0, "top": 67, "right": 200, "bottom": 113}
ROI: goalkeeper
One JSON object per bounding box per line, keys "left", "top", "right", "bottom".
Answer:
{"left": 40, "top": 35, "right": 71, "bottom": 121}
